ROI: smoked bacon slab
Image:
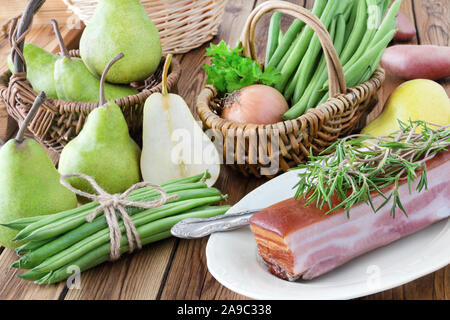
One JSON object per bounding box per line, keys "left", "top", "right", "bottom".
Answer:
{"left": 249, "top": 151, "right": 450, "bottom": 281}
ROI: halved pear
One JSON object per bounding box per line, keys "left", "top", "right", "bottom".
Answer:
{"left": 141, "top": 56, "right": 220, "bottom": 187}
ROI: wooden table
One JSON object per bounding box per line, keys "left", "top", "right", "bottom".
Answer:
{"left": 0, "top": 0, "right": 449, "bottom": 300}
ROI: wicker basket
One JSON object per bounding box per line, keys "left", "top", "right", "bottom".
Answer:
{"left": 197, "top": 1, "right": 385, "bottom": 178}
{"left": 0, "top": 1, "right": 180, "bottom": 154}
{"left": 62, "top": 0, "right": 228, "bottom": 54}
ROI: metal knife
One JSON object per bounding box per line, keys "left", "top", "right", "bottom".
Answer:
{"left": 170, "top": 209, "right": 262, "bottom": 239}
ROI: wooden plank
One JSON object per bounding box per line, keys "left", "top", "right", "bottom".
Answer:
{"left": 0, "top": 248, "right": 66, "bottom": 299}
{"left": 64, "top": 238, "right": 176, "bottom": 300}
{"left": 158, "top": 0, "right": 259, "bottom": 300}
{"left": 413, "top": 0, "right": 450, "bottom": 46}
{"left": 411, "top": 0, "right": 449, "bottom": 96}
{"left": 0, "top": 0, "right": 75, "bottom": 31}
{"left": 0, "top": 0, "right": 448, "bottom": 301}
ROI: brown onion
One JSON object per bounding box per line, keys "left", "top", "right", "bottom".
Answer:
{"left": 221, "top": 84, "right": 289, "bottom": 125}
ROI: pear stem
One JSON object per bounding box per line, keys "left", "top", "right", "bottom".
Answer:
{"left": 99, "top": 53, "right": 125, "bottom": 106}
{"left": 50, "top": 19, "right": 70, "bottom": 58}
{"left": 162, "top": 54, "right": 173, "bottom": 96}
{"left": 15, "top": 91, "right": 46, "bottom": 143}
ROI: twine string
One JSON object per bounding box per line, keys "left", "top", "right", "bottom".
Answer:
{"left": 60, "top": 173, "right": 179, "bottom": 260}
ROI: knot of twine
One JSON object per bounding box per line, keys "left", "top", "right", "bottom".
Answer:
{"left": 60, "top": 173, "right": 179, "bottom": 261}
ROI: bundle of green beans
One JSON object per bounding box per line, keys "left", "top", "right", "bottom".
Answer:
{"left": 3, "top": 172, "right": 230, "bottom": 284}
{"left": 264, "top": 0, "right": 401, "bottom": 120}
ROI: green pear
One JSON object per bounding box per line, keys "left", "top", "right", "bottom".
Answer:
{"left": 79, "top": 0, "right": 162, "bottom": 84}
{"left": 8, "top": 43, "right": 59, "bottom": 99}
{"left": 58, "top": 53, "right": 141, "bottom": 196}
{"left": 0, "top": 92, "right": 78, "bottom": 249}
{"left": 50, "top": 19, "right": 138, "bottom": 102}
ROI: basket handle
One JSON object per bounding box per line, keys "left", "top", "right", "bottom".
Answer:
{"left": 240, "top": 0, "right": 347, "bottom": 97}
{"left": 10, "top": 0, "right": 45, "bottom": 74}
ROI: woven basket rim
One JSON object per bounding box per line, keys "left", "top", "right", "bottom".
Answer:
{"left": 197, "top": 66, "right": 385, "bottom": 134}
{"left": 0, "top": 53, "right": 181, "bottom": 113}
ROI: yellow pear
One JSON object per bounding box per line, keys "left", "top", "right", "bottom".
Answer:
{"left": 362, "top": 79, "right": 450, "bottom": 136}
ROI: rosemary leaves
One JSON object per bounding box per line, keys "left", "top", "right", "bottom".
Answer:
{"left": 293, "top": 120, "right": 450, "bottom": 217}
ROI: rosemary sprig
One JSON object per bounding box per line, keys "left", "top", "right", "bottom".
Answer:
{"left": 293, "top": 120, "right": 450, "bottom": 218}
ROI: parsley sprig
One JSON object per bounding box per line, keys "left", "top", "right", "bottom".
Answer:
{"left": 293, "top": 120, "right": 450, "bottom": 218}
{"left": 203, "top": 40, "right": 281, "bottom": 95}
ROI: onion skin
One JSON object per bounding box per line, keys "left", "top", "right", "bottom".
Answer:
{"left": 222, "top": 85, "right": 289, "bottom": 125}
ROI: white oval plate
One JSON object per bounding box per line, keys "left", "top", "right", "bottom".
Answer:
{"left": 206, "top": 170, "right": 450, "bottom": 300}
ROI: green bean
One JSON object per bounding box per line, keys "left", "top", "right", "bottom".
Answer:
{"left": 379, "top": 0, "right": 391, "bottom": 17}
{"left": 315, "top": 29, "right": 395, "bottom": 107}
{"left": 283, "top": 11, "right": 345, "bottom": 120}
{"left": 283, "top": 1, "right": 344, "bottom": 103}
{"left": 13, "top": 203, "right": 98, "bottom": 241}
{"left": 29, "top": 206, "right": 231, "bottom": 284}
{"left": 161, "top": 171, "right": 209, "bottom": 186}
{"left": 32, "top": 232, "right": 171, "bottom": 284}
{"left": 267, "top": 0, "right": 326, "bottom": 70}
{"left": 365, "top": 49, "right": 385, "bottom": 82}
{"left": 345, "top": 29, "right": 396, "bottom": 87}
{"left": 13, "top": 187, "right": 150, "bottom": 240}
{"left": 343, "top": 0, "right": 379, "bottom": 69}
{"left": 29, "top": 196, "right": 225, "bottom": 273}
{"left": 292, "top": 0, "right": 341, "bottom": 103}
{"left": 367, "top": 0, "right": 401, "bottom": 48}
{"left": 281, "top": 1, "right": 333, "bottom": 101}
{"left": 277, "top": 34, "right": 301, "bottom": 71}
{"left": 320, "top": 0, "right": 399, "bottom": 94}
{"left": 274, "top": 0, "right": 328, "bottom": 92}
{"left": 0, "top": 216, "right": 45, "bottom": 231}
{"left": 317, "top": 91, "right": 329, "bottom": 106}
{"left": 344, "top": 1, "right": 358, "bottom": 42}
{"left": 11, "top": 174, "right": 202, "bottom": 236}
{"left": 14, "top": 181, "right": 208, "bottom": 241}
{"left": 340, "top": 0, "right": 367, "bottom": 65}
{"left": 278, "top": 29, "right": 284, "bottom": 44}
{"left": 19, "top": 231, "right": 172, "bottom": 282}
{"left": 15, "top": 183, "right": 206, "bottom": 242}
{"left": 307, "top": 14, "right": 346, "bottom": 110}
{"left": 290, "top": 19, "right": 338, "bottom": 111}
{"left": 265, "top": 12, "right": 282, "bottom": 66}
{"left": 10, "top": 173, "right": 206, "bottom": 236}
{"left": 14, "top": 193, "right": 224, "bottom": 270}
{"left": 16, "top": 239, "right": 54, "bottom": 256}
{"left": 267, "top": 19, "right": 305, "bottom": 68}
{"left": 20, "top": 186, "right": 219, "bottom": 242}
{"left": 283, "top": 65, "right": 301, "bottom": 102}
{"left": 342, "top": 0, "right": 354, "bottom": 22}
{"left": 289, "top": 14, "right": 342, "bottom": 116}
